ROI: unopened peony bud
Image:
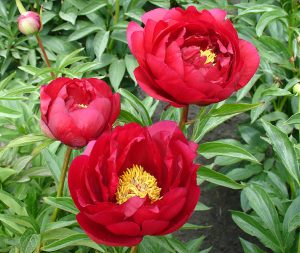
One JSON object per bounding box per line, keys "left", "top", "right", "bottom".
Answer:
{"left": 18, "top": 11, "right": 41, "bottom": 35}
{"left": 293, "top": 83, "right": 300, "bottom": 95}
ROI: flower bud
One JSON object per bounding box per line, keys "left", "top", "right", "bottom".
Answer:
{"left": 18, "top": 11, "right": 41, "bottom": 35}
{"left": 293, "top": 83, "right": 300, "bottom": 95}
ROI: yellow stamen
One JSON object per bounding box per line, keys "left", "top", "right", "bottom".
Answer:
{"left": 78, "top": 104, "right": 88, "bottom": 109}
{"left": 115, "top": 165, "right": 161, "bottom": 205}
{"left": 200, "top": 49, "right": 216, "bottom": 64}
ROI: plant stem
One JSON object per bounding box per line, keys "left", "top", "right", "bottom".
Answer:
{"left": 35, "top": 34, "right": 55, "bottom": 78}
{"left": 51, "top": 146, "right": 72, "bottom": 222}
{"left": 298, "top": 94, "right": 300, "bottom": 141}
{"left": 113, "top": 0, "right": 120, "bottom": 25}
{"left": 15, "top": 0, "right": 26, "bottom": 14}
{"left": 129, "top": 246, "right": 138, "bottom": 253}
{"left": 179, "top": 105, "right": 189, "bottom": 130}
{"left": 108, "top": 0, "right": 120, "bottom": 51}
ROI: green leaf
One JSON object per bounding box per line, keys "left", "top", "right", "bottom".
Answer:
{"left": 226, "top": 166, "right": 262, "bottom": 181}
{"left": 256, "top": 10, "right": 287, "bottom": 37}
{"left": 211, "top": 103, "right": 262, "bottom": 116}
{"left": 118, "top": 110, "right": 143, "bottom": 125}
{"left": 119, "top": 88, "right": 152, "bottom": 126}
{"left": 240, "top": 238, "right": 267, "bottom": 253}
{"left": 236, "top": 74, "right": 261, "bottom": 101}
{"left": 195, "top": 202, "right": 211, "bottom": 211}
{"left": 20, "top": 229, "right": 40, "bottom": 253}
{"left": 0, "top": 167, "right": 16, "bottom": 182}
{"left": 57, "top": 48, "right": 86, "bottom": 69}
{"left": 260, "top": 87, "right": 291, "bottom": 97}
{"left": 41, "top": 148, "right": 60, "bottom": 183}
{"left": 45, "top": 220, "right": 77, "bottom": 231}
{"left": 0, "top": 105, "right": 22, "bottom": 118}
{"left": 93, "top": 31, "right": 110, "bottom": 60}
{"left": 0, "top": 214, "right": 39, "bottom": 232}
{"left": 180, "top": 223, "right": 210, "bottom": 230}
{"left": 186, "top": 236, "right": 205, "bottom": 253}
{"left": 68, "top": 26, "right": 102, "bottom": 41}
{"left": 43, "top": 197, "right": 78, "bottom": 214}
{"left": 244, "top": 185, "right": 282, "bottom": 245}
{"left": 5, "top": 134, "right": 48, "bottom": 149}
{"left": 109, "top": 59, "right": 126, "bottom": 91}
{"left": 231, "top": 211, "right": 281, "bottom": 252}
{"left": 79, "top": 1, "right": 106, "bottom": 15}
{"left": 283, "top": 195, "right": 300, "bottom": 233}
{"left": 125, "top": 54, "right": 138, "bottom": 83}
{"left": 59, "top": 9, "right": 77, "bottom": 25}
{"left": 198, "top": 167, "right": 244, "bottom": 190}
{"left": 0, "top": 71, "right": 16, "bottom": 90}
{"left": 198, "top": 142, "right": 259, "bottom": 164}
{"left": 262, "top": 120, "right": 300, "bottom": 183}
{"left": 237, "top": 4, "right": 281, "bottom": 16}
{"left": 285, "top": 113, "right": 300, "bottom": 125}
{"left": 0, "top": 189, "right": 28, "bottom": 216}
{"left": 42, "top": 233, "right": 105, "bottom": 251}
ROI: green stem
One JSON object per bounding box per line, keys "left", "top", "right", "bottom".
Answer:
{"left": 129, "top": 246, "right": 138, "bottom": 253}
{"left": 179, "top": 105, "right": 189, "bottom": 131}
{"left": 113, "top": 0, "right": 120, "bottom": 25}
{"left": 108, "top": 0, "right": 120, "bottom": 51}
{"left": 15, "top": 0, "right": 26, "bottom": 14}
{"left": 298, "top": 94, "right": 300, "bottom": 141}
{"left": 35, "top": 34, "right": 55, "bottom": 79}
{"left": 51, "top": 147, "right": 72, "bottom": 222}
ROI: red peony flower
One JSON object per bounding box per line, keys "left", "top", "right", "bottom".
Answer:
{"left": 18, "top": 11, "right": 42, "bottom": 35}
{"left": 68, "top": 121, "right": 200, "bottom": 246}
{"left": 127, "top": 6, "right": 260, "bottom": 107}
{"left": 40, "top": 77, "right": 120, "bottom": 148}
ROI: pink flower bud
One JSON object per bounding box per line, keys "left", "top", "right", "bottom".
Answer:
{"left": 18, "top": 11, "right": 42, "bottom": 35}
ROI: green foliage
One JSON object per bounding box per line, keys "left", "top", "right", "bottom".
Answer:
{"left": 1, "top": 0, "right": 300, "bottom": 252}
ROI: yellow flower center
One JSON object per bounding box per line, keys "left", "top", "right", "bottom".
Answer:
{"left": 115, "top": 165, "right": 161, "bottom": 205}
{"left": 77, "top": 104, "right": 88, "bottom": 109}
{"left": 200, "top": 49, "right": 216, "bottom": 64}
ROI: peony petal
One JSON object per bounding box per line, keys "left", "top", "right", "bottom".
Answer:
{"left": 40, "top": 120, "right": 54, "bottom": 139}
{"left": 108, "top": 93, "right": 120, "bottom": 127}
{"left": 47, "top": 98, "right": 86, "bottom": 147}
{"left": 40, "top": 86, "right": 52, "bottom": 121}
{"left": 142, "top": 220, "right": 169, "bottom": 235}
{"left": 69, "top": 98, "right": 111, "bottom": 140}
{"left": 209, "top": 8, "right": 227, "bottom": 22}
{"left": 106, "top": 221, "right": 141, "bottom": 236}
{"left": 83, "top": 140, "right": 96, "bottom": 156}
{"left": 123, "top": 196, "right": 146, "bottom": 217}
{"left": 237, "top": 39, "right": 260, "bottom": 89}
{"left": 43, "top": 77, "right": 71, "bottom": 99}
{"left": 134, "top": 67, "right": 182, "bottom": 107}
{"left": 142, "top": 8, "right": 168, "bottom": 24}
{"left": 68, "top": 155, "right": 90, "bottom": 209}
{"left": 77, "top": 213, "right": 143, "bottom": 246}
{"left": 127, "top": 22, "right": 143, "bottom": 52}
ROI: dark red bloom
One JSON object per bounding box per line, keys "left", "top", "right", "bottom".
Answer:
{"left": 127, "top": 7, "right": 260, "bottom": 107}
{"left": 68, "top": 121, "right": 200, "bottom": 246}
{"left": 40, "top": 78, "right": 120, "bottom": 148}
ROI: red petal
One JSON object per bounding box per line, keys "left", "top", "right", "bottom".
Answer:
{"left": 141, "top": 220, "right": 169, "bottom": 235}
{"left": 77, "top": 213, "right": 143, "bottom": 246}
{"left": 68, "top": 155, "right": 90, "bottom": 209}
{"left": 142, "top": 8, "right": 168, "bottom": 24}
{"left": 47, "top": 98, "right": 86, "bottom": 147}
{"left": 106, "top": 221, "right": 141, "bottom": 236}
{"left": 127, "top": 22, "right": 143, "bottom": 52}
{"left": 237, "top": 39, "right": 260, "bottom": 89}
{"left": 209, "top": 9, "right": 227, "bottom": 22}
